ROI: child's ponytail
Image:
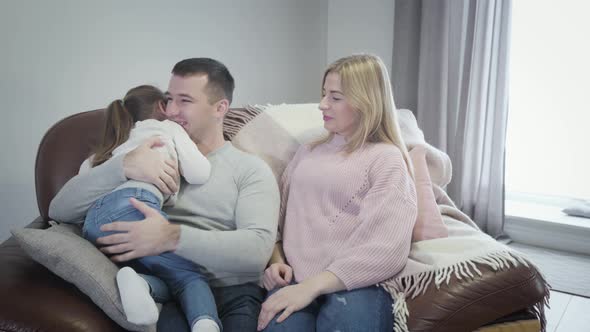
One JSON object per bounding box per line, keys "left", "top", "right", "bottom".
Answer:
{"left": 92, "top": 99, "right": 134, "bottom": 167}
{"left": 90, "top": 85, "right": 165, "bottom": 167}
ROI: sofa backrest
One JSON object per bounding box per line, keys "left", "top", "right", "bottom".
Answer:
{"left": 35, "top": 108, "right": 246, "bottom": 221}
{"left": 36, "top": 110, "right": 106, "bottom": 221}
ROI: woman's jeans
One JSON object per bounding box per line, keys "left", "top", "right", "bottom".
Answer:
{"left": 263, "top": 283, "right": 394, "bottom": 332}
{"left": 83, "top": 188, "right": 220, "bottom": 329}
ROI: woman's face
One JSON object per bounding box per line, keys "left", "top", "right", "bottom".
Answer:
{"left": 319, "top": 72, "right": 360, "bottom": 138}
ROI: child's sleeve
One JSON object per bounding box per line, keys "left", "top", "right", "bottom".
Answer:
{"left": 169, "top": 122, "right": 211, "bottom": 184}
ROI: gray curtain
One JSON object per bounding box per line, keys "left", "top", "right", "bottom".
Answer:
{"left": 392, "top": 0, "right": 512, "bottom": 237}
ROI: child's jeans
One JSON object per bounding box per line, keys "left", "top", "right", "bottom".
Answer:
{"left": 83, "top": 188, "right": 220, "bottom": 329}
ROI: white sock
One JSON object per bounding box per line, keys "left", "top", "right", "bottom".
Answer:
{"left": 192, "top": 318, "right": 220, "bottom": 332}
{"left": 116, "top": 266, "right": 159, "bottom": 325}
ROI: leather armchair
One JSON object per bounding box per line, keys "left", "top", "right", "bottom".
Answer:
{"left": 0, "top": 109, "right": 548, "bottom": 332}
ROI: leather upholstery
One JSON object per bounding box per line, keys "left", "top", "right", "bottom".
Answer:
{"left": 406, "top": 264, "right": 546, "bottom": 331}
{"left": 35, "top": 110, "right": 106, "bottom": 221}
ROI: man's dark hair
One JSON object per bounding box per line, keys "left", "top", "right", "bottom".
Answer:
{"left": 172, "top": 58, "right": 234, "bottom": 105}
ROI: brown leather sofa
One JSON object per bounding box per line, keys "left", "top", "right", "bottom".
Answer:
{"left": 0, "top": 109, "right": 549, "bottom": 332}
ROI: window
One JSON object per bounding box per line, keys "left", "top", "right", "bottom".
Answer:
{"left": 506, "top": 0, "right": 590, "bottom": 201}
{"left": 504, "top": 0, "right": 590, "bottom": 255}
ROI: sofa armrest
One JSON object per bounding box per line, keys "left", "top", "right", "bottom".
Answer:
{"left": 407, "top": 263, "right": 548, "bottom": 332}
{"left": 0, "top": 217, "right": 124, "bottom": 332}
{"left": 0, "top": 217, "right": 46, "bottom": 251}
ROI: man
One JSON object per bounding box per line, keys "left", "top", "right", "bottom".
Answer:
{"left": 49, "top": 58, "right": 279, "bottom": 331}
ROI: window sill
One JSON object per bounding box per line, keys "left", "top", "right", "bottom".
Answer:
{"left": 505, "top": 193, "right": 590, "bottom": 255}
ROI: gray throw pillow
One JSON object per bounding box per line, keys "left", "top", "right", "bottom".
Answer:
{"left": 11, "top": 224, "right": 156, "bottom": 332}
{"left": 562, "top": 201, "right": 590, "bottom": 218}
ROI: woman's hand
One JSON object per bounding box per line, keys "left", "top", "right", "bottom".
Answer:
{"left": 257, "top": 282, "right": 318, "bottom": 331}
{"left": 262, "top": 263, "right": 293, "bottom": 291}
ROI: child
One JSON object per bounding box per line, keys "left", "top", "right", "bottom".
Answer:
{"left": 82, "top": 85, "right": 220, "bottom": 332}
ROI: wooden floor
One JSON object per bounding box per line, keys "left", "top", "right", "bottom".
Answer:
{"left": 546, "top": 291, "right": 590, "bottom": 332}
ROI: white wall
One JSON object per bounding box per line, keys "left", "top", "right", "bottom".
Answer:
{"left": 0, "top": 0, "right": 395, "bottom": 242}
{"left": 0, "top": 0, "right": 327, "bottom": 241}
{"left": 326, "top": 0, "right": 394, "bottom": 73}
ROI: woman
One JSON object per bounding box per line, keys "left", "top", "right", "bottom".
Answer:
{"left": 257, "top": 54, "right": 418, "bottom": 331}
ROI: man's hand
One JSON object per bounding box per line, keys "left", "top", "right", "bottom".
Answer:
{"left": 123, "top": 136, "right": 180, "bottom": 195}
{"left": 262, "top": 263, "right": 293, "bottom": 291}
{"left": 257, "top": 283, "right": 319, "bottom": 331}
{"left": 96, "top": 198, "right": 180, "bottom": 262}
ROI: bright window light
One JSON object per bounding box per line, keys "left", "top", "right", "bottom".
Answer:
{"left": 506, "top": 0, "right": 590, "bottom": 200}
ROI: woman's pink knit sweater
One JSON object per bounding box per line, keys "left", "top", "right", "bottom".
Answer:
{"left": 280, "top": 135, "right": 417, "bottom": 290}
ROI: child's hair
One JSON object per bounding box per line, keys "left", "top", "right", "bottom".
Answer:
{"left": 92, "top": 85, "right": 165, "bottom": 167}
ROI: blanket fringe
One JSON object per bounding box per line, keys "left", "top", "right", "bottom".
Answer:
{"left": 379, "top": 250, "right": 551, "bottom": 332}
{"left": 389, "top": 290, "right": 410, "bottom": 332}
{"left": 530, "top": 267, "right": 551, "bottom": 332}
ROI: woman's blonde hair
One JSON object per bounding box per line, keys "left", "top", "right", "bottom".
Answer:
{"left": 312, "top": 54, "right": 413, "bottom": 177}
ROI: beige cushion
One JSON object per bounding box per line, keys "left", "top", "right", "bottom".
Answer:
{"left": 11, "top": 224, "right": 156, "bottom": 332}
{"left": 409, "top": 146, "right": 448, "bottom": 242}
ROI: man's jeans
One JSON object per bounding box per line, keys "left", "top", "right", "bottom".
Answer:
{"left": 263, "top": 283, "right": 394, "bottom": 332}
{"left": 158, "top": 282, "right": 266, "bottom": 332}
{"left": 83, "top": 188, "right": 220, "bottom": 328}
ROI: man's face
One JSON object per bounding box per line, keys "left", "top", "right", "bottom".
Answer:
{"left": 165, "top": 74, "right": 218, "bottom": 140}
